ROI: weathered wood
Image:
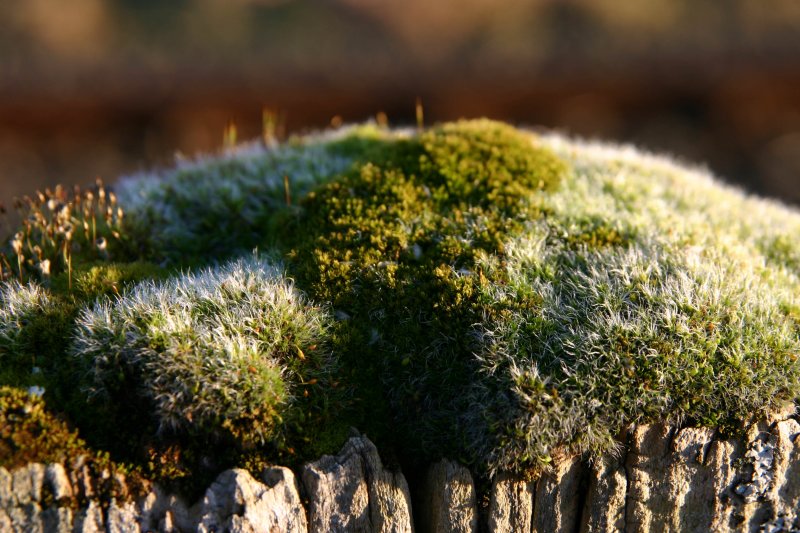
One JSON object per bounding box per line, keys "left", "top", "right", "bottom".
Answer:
{"left": 2, "top": 420, "right": 800, "bottom": 533}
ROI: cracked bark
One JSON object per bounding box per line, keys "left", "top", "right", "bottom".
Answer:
{"left": 3, "top": 415, "right": 800, "bottom": 533}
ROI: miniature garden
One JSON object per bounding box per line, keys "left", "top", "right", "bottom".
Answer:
{"left": 2, "top": 119, "right": 799, "bottom": 497}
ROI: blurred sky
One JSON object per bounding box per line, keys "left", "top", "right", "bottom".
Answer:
{"left": 1, "top": 0, "right": 800, "bottom": 206}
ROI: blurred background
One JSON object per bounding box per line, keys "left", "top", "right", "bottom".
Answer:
{"left": 1, "top": 0, "right": 800, "bottom": 206}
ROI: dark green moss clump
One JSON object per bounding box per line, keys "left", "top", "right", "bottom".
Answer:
{"left": 56, "top": 261, "right": 168, "bottom": 300}
{"left": 285, "top": 120, "right": 566, "bottom": 464}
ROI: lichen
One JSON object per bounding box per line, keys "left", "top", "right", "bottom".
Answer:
{"left": 735, "top": 432, "right": 776, "bottom": 502}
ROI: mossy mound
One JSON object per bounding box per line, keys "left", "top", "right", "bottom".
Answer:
{"left": 1, "top": 119, "right": 799, "bottom": 485}
{"left": 285, "top": 121, "right": 566, "bottom": 466}
{"left": 73, "top": 255, "right": 343, "bottom": 453}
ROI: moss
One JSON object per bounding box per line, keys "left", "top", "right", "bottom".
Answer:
{"left": 323, "top": 123, "right": 394, "bottom": 161}
{"left": 0, "top": 260, "right": 168, "bottom": 409}
{"left": 418, "top": 119, "right": 562, "bottom": 208}
{"left": 5, "top": 118, "right": 800, "bottom": 485}
{"left": 554, "top": 217, "right": 632, "bottom": 249}
{"left": 284, "top": 120, "right": 567, "bottom": 465}
{"left": 0, "top": 283, "right": 75, "bottom": 395}
{"left": 0, "top": 386, "right": 145, "bottom": 503}
{"left": 0, "top": 385, "right": 84, "bottom": 468}
{"left": 67, "top": 255, "right": 351, "bottom": 495}
{"left": 52, "top": 261, "right": 169, "bottom": 300}
{"left": 0, "top": 182, "right": 129, "bottom": 285}
{"left": 761, "top": 234, "right": 800, "bottom": 275}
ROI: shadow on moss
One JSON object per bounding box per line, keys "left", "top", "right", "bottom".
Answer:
{"left": 283, "top": 120, "right": 567, "bottom": 468}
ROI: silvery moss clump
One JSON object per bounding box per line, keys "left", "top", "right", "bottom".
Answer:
{"left": 462, "top": 139, "right": 800, "bottom": 472}
{"left": 114, "top": 133, "right": 362, "bottom": 263}
{"left": 0, "top": 281, "right": 53, "bottom": 388}
{"left": 1, "top": 119, "right": 799, "bottom": 481}
{"left": 72, "top": 255, "right": 336, "bottom": 449}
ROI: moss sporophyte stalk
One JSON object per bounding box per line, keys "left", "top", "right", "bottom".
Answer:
{"left": 1, "top": 119, "right": 799, "bottom": 492}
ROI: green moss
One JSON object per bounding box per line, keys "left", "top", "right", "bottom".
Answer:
{"left": 0, "top": 283, "right": 75, "bottom": 395}
{"left": 5, "top": 118, "right": 800, "bottom": 485}
{"left": 323, "top": 123, "right": 393, "bottom": 161}
{"left": 53, "top": 261, "right": 169, "bottom": 300}
{"left": 554, "top": 217, "right": 632, "bottom": 249}
{"left": 419, "top": 119, "right": 562, "bottom": 208}
{"left": 0, "top": 385, "right": 83, "bottom": 468}
{"left": 12, "top": 299, "right": 76, "bottom": 396}
{"left": 0, "top": 386, "right": 145, "bottom": 502}
{"left": 0, "top": 261, "right": 167, "bottom": 407}
{"left": 284, "top": 120, "right": 567, "bottom": 464}
{"left": 761, "top": 234, "right": 800, "bottom": 274}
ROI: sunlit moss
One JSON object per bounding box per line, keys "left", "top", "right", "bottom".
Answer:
{"left": 71, "top": 255, "right": 346, "bottom": 473}
{"left": 285, "top": 120, "right": 567, "bottom": 464}
{"left": 4, "top": 118, "right": 800, "bottom": 486}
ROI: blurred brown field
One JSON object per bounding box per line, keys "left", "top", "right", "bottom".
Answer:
{"left": 1, "top": 0, "right": 800, "bottom": 207}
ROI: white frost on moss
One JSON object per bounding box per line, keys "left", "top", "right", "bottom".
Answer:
{"left": 462, "top": 132, "right": 800, "bottom": 473}
{"left": 0, "top": 281, "right": 51, "bottom": 356}
{"left": 539, "top": 132, "right": 800, "bottom": 277}
{"left": 71, "top": 254, "right": 333, "bottom": 443}
{"left": 114, "top": 125, "right": 393, "bottom": 261}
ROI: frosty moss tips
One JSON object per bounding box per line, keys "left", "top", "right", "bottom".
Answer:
{"left": 71, "top": 255, "right": 338, "bottom": 448}
{"left": 1, "top": 118, "right": 799, "bottom": 484}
